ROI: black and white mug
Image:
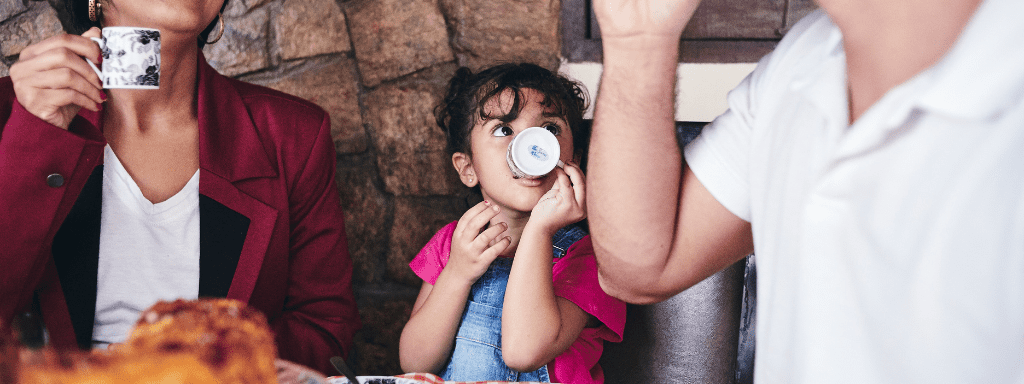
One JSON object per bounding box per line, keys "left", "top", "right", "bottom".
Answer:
{"left": 86, "top": 27, "right": 160, "bottom": 89}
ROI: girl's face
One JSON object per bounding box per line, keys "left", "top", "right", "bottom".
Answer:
{"left": 454, "top": 88, "right": 575, "bottom": 215}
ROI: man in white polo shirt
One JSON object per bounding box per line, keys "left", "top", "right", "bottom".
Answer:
{"left": 587, "top": 0, "right": 1024, "bottom": 382}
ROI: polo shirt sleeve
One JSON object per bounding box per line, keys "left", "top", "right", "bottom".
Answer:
{"left": 682, "top": 67, "right": 762, "bottom": 223}
{"left": 409, "top": 221, "right": 458, "bottom": 285}
{"left": 683, "top": 10, "right": 831, "bottom": 223}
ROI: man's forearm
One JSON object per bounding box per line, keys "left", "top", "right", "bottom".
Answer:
{"left": 588, "top": 36, "right": 685, "bottom": 299}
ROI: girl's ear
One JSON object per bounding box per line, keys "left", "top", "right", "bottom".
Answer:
{"left": 452, "top": 152, "right": 477, "bottom": 187}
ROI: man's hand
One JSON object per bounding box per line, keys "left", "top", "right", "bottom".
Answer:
{"left": 592, "top": 0, "right": 703, "bottom": 41}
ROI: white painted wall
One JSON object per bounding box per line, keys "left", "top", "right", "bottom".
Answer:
{"left": 559, "top": 61, "right": 757, "bottom": 122}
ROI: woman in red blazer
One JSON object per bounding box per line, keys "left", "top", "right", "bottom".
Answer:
{"left": 0, "top": 0, "right": 359, "bottom": 375}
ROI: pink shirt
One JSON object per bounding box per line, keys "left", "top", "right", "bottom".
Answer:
{"left": 409, "top": 222, "right": 626, "bottom": 384}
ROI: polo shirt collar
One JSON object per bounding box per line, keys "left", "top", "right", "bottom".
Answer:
{"left": 916, "top": 0, "right": 1024, "bottom": 120}
{"left": 788, "top": 13, "right": 849, "bottom": 129}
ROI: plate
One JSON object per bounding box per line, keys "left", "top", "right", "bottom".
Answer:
{"left": 327, "top": 376, "right": 426, "bottom": 384}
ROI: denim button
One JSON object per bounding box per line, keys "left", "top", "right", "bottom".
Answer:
{"left": 46, "top": 173, "right": 64, "bottom": 188}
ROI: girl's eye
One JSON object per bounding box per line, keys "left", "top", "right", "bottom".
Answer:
{"left": 492, "top": 125, "right": 514, "bottom": 137}
{"left": 542, "top": 123, "right": 562, "bottom": 135}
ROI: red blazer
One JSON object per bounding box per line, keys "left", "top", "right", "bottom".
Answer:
{"left": 0, "top": 55, "right": 359, "bottom": 374}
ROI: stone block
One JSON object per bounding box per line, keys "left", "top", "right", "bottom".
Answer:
{"left": 0, "top": 61, "right": 8, "bottom": 78}
{"left": 336, "top": 154, "right": 391, "bottom": 286}
{"left": 203, "top": 7, "right": 270, "bottom": 77}
{"left": 274, "top": 0, "right": 351, "bottom": 61}
{"left": 377, "top": 148, "right": 459, "bottom": 197}
{"left": 242, "top": 0, "right": 276, "bottom": 12}
{"left": 222, "top": 0, "right": 251, "bottom": 18}
{"left": 0, "top": 0, "right": 27, "bottom": 21}
{"left": 224, "top": 0, "right": 275, "bottom": 17}
{"left": 441, "top": 0, "right": 561, "bottom": 72}
{"left": 345, "top": 0, "right": 453, "bottom": 87}
{"left": 0, "top": 2, "right": 62, "bottom": 58}
{"left": 253, "top": 57, "right": 368, "bottom": 154}
{"left": 387, "top": 196, "right": 469, "bottom": 286}
{"left": 352, "top": 298, "right": 413, "bottom": 375}
{"left": 364, "top": 64, "right": 466, "bottom": 196}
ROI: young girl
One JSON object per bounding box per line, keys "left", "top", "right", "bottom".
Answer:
{"left": 399, "top": 63, "right": 626, "bottom": 384}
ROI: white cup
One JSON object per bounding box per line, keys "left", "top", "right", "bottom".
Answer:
{"left": 85, "top": 27, "right": 161, "bottom": 89}
{"left": 506, "top": 126, "right": 565, "bottom": 179}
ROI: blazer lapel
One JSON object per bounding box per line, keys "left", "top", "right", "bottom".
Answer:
{"left": 197, "top": 195, "right": 249, "bottom": 298}
{"left": 195, "top": 54, "right": 279, "bottom": 303}
{"left": 198, "top": 175, "right": 276, "bottom": 303}
{"left": 195, "top": 54, "right": 276, "bottom": 183}
{"left": 51, "top": 166, "right": 103, "bottom": 349}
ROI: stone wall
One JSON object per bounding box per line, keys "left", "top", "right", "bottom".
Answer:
{"left": 0, "top": 0, "right": 563, "bottom": 375}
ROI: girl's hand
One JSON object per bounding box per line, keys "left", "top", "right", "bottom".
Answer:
{"left": 529, "top": 161, "right": 586, "bottom": 235}
{"left": 9, "top": 27, "right": 105, "bottom": 130}
{"left": 446, "top": 201, "right": 510, "bottom": 285}
{"left": 592, "top": 0, "right": 702, "bottom": 41}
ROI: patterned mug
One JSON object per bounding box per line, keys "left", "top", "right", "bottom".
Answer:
{"left": 86, "top": 27, "right": 160, "bottom": 89}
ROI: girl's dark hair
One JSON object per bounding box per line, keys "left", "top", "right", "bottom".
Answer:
{"left": 50, "top": 0, "right": 228, "bottom": 48}
{"left": 436, "top": 63, "right": 590, "bottom": 167}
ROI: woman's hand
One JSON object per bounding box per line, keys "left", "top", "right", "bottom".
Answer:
{"left": 446, "top": 200, "right": 510, "bottom": 285}
{"left": 592, "top": 0, "right": 702, "bottom": 41}
{"left": 9, "top": 27, "right": 105, "bottom": 130}
{"left": 529, "top": 161, "right": 586, "bottom": 235}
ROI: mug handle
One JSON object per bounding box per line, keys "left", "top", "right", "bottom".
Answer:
{"left": 85, "top": 36, "right": 104, "bottom": 86}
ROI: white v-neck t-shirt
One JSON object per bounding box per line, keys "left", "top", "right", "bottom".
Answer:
{"left": 92, "top": 145, "right": 201, "bottom": 348}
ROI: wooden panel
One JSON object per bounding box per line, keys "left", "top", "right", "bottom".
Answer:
{"left": 561, "top": 0, "right": 599, "bottom": 62}
{"left": 562, "top": 0, "right": 809, "bottom": 63}
{"left": 785, "top": 0, "right": 819, "bottom": 33}
{"left": 584, "top": 0, "right": 786, "bottom": 39}
{"left": 682, "top": 0, "right": 787, "bottom": 39}
{"left": 678, "top": 40, "right": 778, "bottom": 63}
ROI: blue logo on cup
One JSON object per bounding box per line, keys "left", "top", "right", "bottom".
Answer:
{"left": 529, "top": 145, "right": 549, "bottom": 161}
{"left": 507, "top": 127, "right": 561, "bottom": 179}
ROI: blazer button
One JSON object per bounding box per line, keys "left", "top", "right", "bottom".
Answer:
{"left": 46, "top": 173, "right": 64, "bottom": 188}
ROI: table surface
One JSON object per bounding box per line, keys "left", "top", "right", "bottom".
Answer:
{"left": 326, "top": 372, "right": 550, "bottom": 384}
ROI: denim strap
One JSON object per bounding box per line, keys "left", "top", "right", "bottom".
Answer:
{"left": 551, "top": 224, "right": 587, "bottom": 259}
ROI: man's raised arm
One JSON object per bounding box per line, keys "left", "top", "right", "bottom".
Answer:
{"left": 587, "top": 0, "right": 753, "bottom": 304}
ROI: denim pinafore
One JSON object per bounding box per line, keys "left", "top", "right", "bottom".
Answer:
{"left": 440, "top": 224, "right": 588, "bottom": 382}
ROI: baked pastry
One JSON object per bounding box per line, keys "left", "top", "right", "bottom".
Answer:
{"left": 1, "top": 326, "right": 16, "bottom": 384}
{"left": 123, "top": 298, "right": 278, "bottom": 384}
{"left": 17, "top": 348, "right": 219, "bottom": 384}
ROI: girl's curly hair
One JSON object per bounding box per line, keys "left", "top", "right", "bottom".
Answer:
{"left": 435, "top": 63, "right": 590, "bottom": 168}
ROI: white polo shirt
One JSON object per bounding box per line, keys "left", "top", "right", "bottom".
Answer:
{"left": 684, "top": 1, "right": 1024, "bottom": 382}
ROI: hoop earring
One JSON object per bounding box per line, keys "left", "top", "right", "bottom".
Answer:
{"left": 88, "top": 0, "right": 102, "bottom": 22}
{"left": 205, "top": 13, "right": 225, "bottom": 44}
